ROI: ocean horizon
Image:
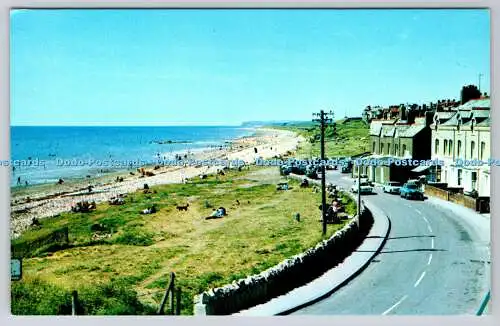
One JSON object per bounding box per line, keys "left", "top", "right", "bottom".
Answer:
{"left": 10, "top": 125, "right": 256, "bottom": 187}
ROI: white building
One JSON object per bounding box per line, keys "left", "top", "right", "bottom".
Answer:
{"left": 430, "top": 98, "right": 490, "bottom": 197}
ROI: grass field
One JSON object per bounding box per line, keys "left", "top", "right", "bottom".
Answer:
{"left": 11, "top": 166, "right": 355, "bottom": 315}
{"left": 271, "top": 119, "right": 370, "bottom": 158}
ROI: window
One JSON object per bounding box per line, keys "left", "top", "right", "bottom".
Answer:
{"left": 448, "top": 140, "right": 453, "bottom": 156}
{"left": 402, "top": 144, "right": 407, "bottom": 156}
{"left": 381, "top": 143, "right": 384, "bottom": 154}
{"left": 458, "top": 169, "right": 462, "bottom": 186}
{"left": 387, "top": 144, "right": 391, "bottom": 155}
{"left": 457, "top": 140, "right": 462, "bottom": 156}
{"left": 395, "top": 144, "right": 399, "bottom": 156}
{"left": 372, "top": 142, "right": 376, "bottom": 153}
{"left": 435, "top": 139, "right": 439, "bottom": 154}
{"left": 470, "top": 141, "right": 475, "bottom": 159}
{"left": 444, "top": 140, "right": 448, "bottom": 155}
{"left": 481, "top": 141, "right": 486, "bottom": 160}
{"left": 472, "top": 172, "right": 477, "bottom": 189}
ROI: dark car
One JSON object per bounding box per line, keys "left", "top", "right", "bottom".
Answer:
{"left": 400, "top": 183, "right": 424, "bottom": 200}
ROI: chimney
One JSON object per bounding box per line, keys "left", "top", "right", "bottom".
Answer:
{"left": 399, "top": 104, "right": 407, "bottom": 121}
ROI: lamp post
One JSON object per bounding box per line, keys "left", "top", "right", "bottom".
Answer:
{"left": 313, "top": 109, "right": 334, "bottom": 236}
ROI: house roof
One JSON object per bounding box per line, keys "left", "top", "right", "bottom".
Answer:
{"left": 476, "top": 117, "right": 491, "bottom": 127}
{"left": 434, "top": 111, "right": 456, "bottom": 120}
{"left": 439, "top": 107, "right": 490, "bottom": 127}
{"left": 369, "top": 122, "right": 383, "bottom": 136}
{"left": 457, "top": 98, "right": 490, "bottom": 110}
{"left": 381, "top": 125, "right": 396, "bottom": 137}
{"left": 394, "top": 124, "right": 426, "bottom": 138}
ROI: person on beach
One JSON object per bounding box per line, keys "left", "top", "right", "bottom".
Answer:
{"left": 17, "top": 176, "right": 21, "bottom": 185}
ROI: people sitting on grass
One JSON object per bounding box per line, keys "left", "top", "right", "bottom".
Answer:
{"left": 140, "top": 205, "right": 157, "bottom": 215}
{"left": 108, "top": 196, "right": 125, "bottom": 205}
{"left": 71, "top": 200, "right": 97, "bottom": 213}
{"left": 205, "top": 206, "right": 227, "bottom": 220}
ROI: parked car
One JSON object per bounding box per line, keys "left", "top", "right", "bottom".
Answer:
{"left": 383, "top": 181, "right": 402, "bottom": 194}
{"left": 400, "top": 183, "right": 424, "bottom": 200}
{"left": 351, "top": 180, "right": 374, "bottom": 194}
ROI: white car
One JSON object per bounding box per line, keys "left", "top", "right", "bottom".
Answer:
{"left": 383, "top": 181, "right": 402, "bottom": 194}
{"left": 351, "top": 181, "right": 373, "bottom": 194}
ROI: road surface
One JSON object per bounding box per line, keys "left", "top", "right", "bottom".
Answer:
{"left": 290, "top": 170, "right": 490, "bottom": 315}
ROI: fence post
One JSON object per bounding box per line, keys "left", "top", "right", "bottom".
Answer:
{"left": 169, "top": 273, "right": 175, "bottom": 315}
{"left": 71, "top": 290, "right": 78, "bottom": 315}
{"left": 157, "top": 272, "right": 175, "bottom": 315}
{"left": 175, "top": 288, "right": 181, "bottom": 315}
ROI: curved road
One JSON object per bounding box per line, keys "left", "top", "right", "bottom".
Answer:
{"left": 291, "top": 170, "right": 490, "bottom": 315}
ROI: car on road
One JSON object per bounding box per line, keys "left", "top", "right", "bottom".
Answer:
{"left": 383, "top": 181, "right": 402, "bottom": 194}
{"left": 400, "top": 183, "right": 424, "bottom": 200}
{"left": 351, "top": 180, "right": 374, "bottom": 194}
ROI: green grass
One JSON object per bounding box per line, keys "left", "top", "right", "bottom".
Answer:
{"left": 11, "top": 166, "right": 353, "bottom": 315}
{"left": 11, "top": 276, "right": 156, "bottom": 315}
{"left": 271, "top": 119, "right": 370, "bottom": 158}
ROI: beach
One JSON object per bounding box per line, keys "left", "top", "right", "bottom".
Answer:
{"left": 10, "top": 128, "right": 304, "bottom": 239}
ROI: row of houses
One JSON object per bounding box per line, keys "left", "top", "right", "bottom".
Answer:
{"left": 354, "top": 93, "right": 491, "bottom": 199}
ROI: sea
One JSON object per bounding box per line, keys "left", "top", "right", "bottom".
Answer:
{"left": 9, "top": 126, "right": 256, "bottom": 187}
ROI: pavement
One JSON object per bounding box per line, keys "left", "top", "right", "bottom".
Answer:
{"left": 234, "top": 191, "right": 391, "bottom": 316}
{"left": 288, "top": 170, "right": 490, "bottom": 315}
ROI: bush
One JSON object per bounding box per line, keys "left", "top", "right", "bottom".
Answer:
{"left": 11, "top": 278, "right": 72, "bottom": 315}
{"left": 11, "top": 277, "right": 156, "bottom": 315}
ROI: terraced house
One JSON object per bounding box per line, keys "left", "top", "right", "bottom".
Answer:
{"left": 355, "top": 104, "right": 435, "bottom": 184}
{"left": 430, "top": 97, "right": 491, "bottom": 197}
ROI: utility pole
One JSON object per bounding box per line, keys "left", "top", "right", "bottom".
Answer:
{"left": 478, "top": 73, "right": 483, "bottom": 93}
{"left": 313, "top": 109, "right": 334, "bottom": 236}
{"left": 357, "top": 163, "right": 361, "bottom": 227}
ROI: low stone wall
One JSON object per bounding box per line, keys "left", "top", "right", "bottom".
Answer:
{"left": 193, "top": 207, "right": 373, "bottom": 315}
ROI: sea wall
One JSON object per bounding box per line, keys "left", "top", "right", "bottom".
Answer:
{"left": 193, "top": 207, "right": 373, "bottom": 315}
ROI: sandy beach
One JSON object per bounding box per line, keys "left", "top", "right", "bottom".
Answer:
{"left": 10, "top": 128, "right": 304, "bottom": 239}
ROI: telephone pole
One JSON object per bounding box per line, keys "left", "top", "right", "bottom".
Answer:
{"left": 478, "top": 73, "right": 483, "bottom": 93}
{"left": 313, "top": 109, "right": 334, "bottom": 236}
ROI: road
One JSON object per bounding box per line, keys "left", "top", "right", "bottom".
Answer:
{"left": 290, "top": 170, "right": 490, "bottom": 315}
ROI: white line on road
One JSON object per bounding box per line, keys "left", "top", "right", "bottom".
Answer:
{"left": 431, "top": 238, "right": 435, "bottom": 249}
{"left": 382, "top": 295, "right": 408, "bottom": 315}
{"left": 427, "top": 254, "right": 433, "bottom": 265}
{"left": 415, "top": 209, "right": 422, "bottom": 215}
{"left": 427, "top": 224, "right": 433, "bottom": 233}
{"left": 414, "top": 271, "right": 426, "bottom": 287}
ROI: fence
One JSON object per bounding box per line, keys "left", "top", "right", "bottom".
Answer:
{"left": 424, "top": 185, "right": 490, "bottom": 213}
{"left": 70, "top": 272, "right": 181, "bottom": 315}
{"left": 157, "top": 272, "right": 181, "bottom": 315}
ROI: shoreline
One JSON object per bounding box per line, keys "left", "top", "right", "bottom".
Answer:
{"left": 10, "top": 127, "right": 305, "bottom": 239}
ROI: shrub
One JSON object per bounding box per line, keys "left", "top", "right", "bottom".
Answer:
{"left": 11, "top": 277, "right": 155, "bottom": 315}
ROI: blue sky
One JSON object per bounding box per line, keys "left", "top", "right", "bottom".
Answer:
{"left": 10, "top": 9, "right": 490, "bottom": 126}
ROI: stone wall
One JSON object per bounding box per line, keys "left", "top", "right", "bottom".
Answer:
{"left": 193, "top": 208, "right": 373, "bottom": 315}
